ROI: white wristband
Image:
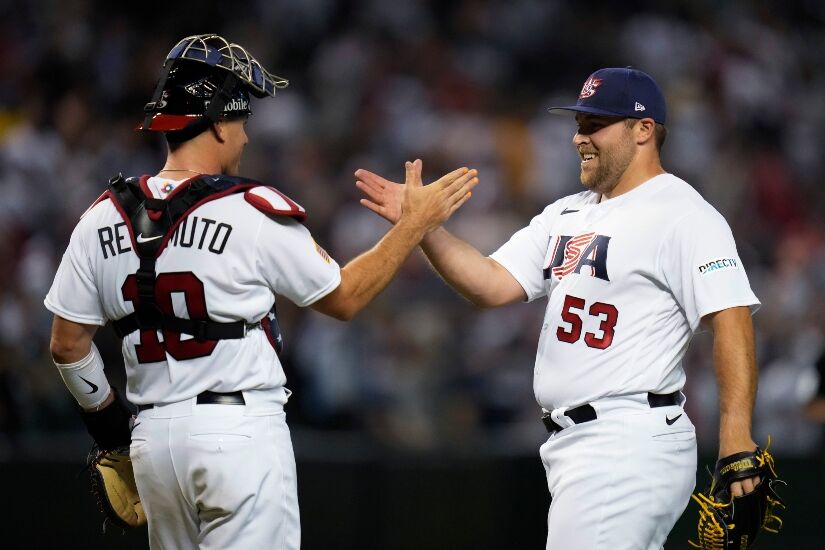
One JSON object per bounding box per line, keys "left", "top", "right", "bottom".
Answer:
{"left": 54, "top": 343, "right": 111, "bottom": 410}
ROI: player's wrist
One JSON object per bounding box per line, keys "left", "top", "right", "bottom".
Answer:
{"left": 85, "top": 389, "right": 116, "bottom": 412}
{"left": 394, "top": 214, "right": 429, "bottom": 241}
{"left": 421, "top": 226, "right": 447, "bottom": 244}
{"left": 718, "top": 438, "right": 758, "bottom": 459}
{"left": 55, "top": 342, "right": 113, "bottom": 410}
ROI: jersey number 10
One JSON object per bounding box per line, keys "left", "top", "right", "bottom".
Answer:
{"left": 121, "top": 272, "right": 217, "bottom": 363}
{"left": 556, "top": 294, "right": 618, "bottom": 349}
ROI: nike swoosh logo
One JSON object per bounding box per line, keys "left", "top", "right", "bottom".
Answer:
{"left": 560, "top": 208, "right": 579, "bottom": 215}
{"left": 665, "top": 413, "right": 682, "bottom": 425}
{"left": 79, "top": 376, "right": 99, "bottom": 394}
{"left": 136, "top": 233, "right": 163, "bottom": 243}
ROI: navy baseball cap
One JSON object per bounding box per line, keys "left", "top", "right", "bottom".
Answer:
{"left": 548, "top": 67, "right": 666, "bottom": 125}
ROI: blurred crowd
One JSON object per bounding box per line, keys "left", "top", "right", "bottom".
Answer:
{"left": 1, "top": 0, "right": 824, "bottom": 459}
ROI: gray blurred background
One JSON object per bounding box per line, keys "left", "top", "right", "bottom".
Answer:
{"left": 0, "top": 0, "right": 823, "bottom": 548}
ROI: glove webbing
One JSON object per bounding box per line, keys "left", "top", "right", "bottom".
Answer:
{"left": 688, "top": 493, "right": 731, "bottom": 550}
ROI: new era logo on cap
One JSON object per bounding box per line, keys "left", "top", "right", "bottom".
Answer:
{"left": 549, "top": 67, "right": 666, "bottom": 125}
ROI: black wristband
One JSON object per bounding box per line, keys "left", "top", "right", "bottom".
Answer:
{"left": 79, "top": 387, "right": 133, "bottom": 450}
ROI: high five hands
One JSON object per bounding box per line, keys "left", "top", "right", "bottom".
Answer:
{"left": 355, "top": 160, "right": 478, "bottom": 230}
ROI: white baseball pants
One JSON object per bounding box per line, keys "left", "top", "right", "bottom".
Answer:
{"left": 540, "top": 393, "right": 697, "bottom": 550}
{"left": 130, "top": 389, "right": 299, "bottom": 550}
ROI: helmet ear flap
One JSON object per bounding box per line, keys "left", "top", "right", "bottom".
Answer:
{"left": 141, "top": 61, "right": 177, "bottom": 131}
{"left": 140, "top": 60, "right": 249, "bottom": 141}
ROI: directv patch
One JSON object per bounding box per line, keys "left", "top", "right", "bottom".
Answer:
{"left": 698, "top": 258, "right": 739, "bottom": 275}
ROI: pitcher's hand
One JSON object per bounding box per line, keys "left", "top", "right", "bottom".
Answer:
{"left": 356, "top": 161, "right": 477, "bottom": 227}
{"left": 395, "top": 159, "right": 477, "bottom": 234}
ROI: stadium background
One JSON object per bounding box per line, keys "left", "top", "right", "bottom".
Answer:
{"left": 0, "top": 0, "right": 822, "bottom": 548}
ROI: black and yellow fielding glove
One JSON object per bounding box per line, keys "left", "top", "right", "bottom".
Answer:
{"left": 689, "top": 440, "right": 785, "bottom": 549}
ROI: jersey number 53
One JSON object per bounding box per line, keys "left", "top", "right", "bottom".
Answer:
{"left": 556, "top": 294, "right": 618, "bottom": 349}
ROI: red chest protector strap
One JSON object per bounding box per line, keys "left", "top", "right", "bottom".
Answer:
{"left": 107, "top": 173, "right": 296, "bottom": 347}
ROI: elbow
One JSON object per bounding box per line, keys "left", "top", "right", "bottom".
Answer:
{"left": 312, "top": 289, "right": 360, "bottom": 321}
{"left": 467, "top": 296, "right": 492, "bottom": 309}
{"left": 329, "top": 307, "right": 357, "bottom": 322}
{"left": 50, "top": 335, "right": 84, "bottom": 364}
{"left": 466, "top": 293, "right": 506, "bottom": 309}
{"left": 316, "top": 299, "right": 359, "bottom": 322}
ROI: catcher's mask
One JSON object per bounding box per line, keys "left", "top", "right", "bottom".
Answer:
{"left": 140, "top": 34, "right": 289, "bottom": 142}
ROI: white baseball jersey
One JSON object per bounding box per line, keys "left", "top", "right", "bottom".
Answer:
{"left": 490, "top": 173, "right": 759, "bottom": 411}
{"left": 45, "top": 176, "right": 341, "bottom": 406}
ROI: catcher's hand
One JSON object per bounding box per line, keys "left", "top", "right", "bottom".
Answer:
{"left": 87, "top": 444, "right": 146, "bottom": 530}
{"left": 689, "top": 440, "right": 785, "bottom": 549}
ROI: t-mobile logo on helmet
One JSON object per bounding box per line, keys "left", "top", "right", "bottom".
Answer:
{"left": 204, "top": 97, "right": 250, "bottom": 113}
{"left": 543, "top": 232, "right": 611, "bottom": 281}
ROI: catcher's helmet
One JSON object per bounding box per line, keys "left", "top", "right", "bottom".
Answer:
{"left": 140, "top": 34, "right": 288, "bottom": 141}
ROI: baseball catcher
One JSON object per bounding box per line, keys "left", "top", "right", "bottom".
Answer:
{"left": 689, "top": 441, "right": 785, "bottom": 549}
{"left": 46, "top": 30, "right": 478, "bottom": 547}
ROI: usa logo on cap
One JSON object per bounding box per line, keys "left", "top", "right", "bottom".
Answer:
{"left": 579, "top": 77, "right": 603, "bottom": 99}
{"left": 548, "top": 67, "right": 667, "bottom": 125}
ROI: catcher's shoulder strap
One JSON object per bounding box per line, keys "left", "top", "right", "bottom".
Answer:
{"left": 107, "top": 173, "right": 299, "bottom": 344}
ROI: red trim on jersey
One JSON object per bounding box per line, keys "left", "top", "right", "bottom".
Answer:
{"left": 107, "top": 189, "right": 139, "bottom": 252}
{"left": 139, "top": 175, "right": 152, "bottom": 198}
{"left": 140, "top": 175, "right": 166, "bottom": 220}
{"left": 244, "top": 187, "right": 307, "bottom": 222}
{"left": 81, "top": 190, "right": 112, "bottom": 219}
{"left": 108, "top": 176, "right": 307, "bottom": 258}
{"left": 140, "top": 174, "right": 205, "bottom": 201}
{"left": 164, "top": 174, "right": 201, "bottom": 200}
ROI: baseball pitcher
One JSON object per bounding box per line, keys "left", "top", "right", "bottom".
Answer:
{"left": 356, "top": 67, "right": 784, "bottom": 550}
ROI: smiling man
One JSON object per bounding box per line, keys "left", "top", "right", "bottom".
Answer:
{"left": 355, "top": 67, "right": 769, "bottom": 549}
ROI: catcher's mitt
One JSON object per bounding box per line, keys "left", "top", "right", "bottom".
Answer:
{"left": 689, "top": 441, "right": 785, "bottom": 549}
{"left": 87, "top": 444, "right": 146, "bottom": 530}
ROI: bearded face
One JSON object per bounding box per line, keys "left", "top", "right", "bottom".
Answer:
{"left": 574, "top": 115, "right": 637, "bottom": 195}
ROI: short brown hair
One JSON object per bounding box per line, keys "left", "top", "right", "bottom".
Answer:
{"left": 654, "top": 123, "right": 667, "bottom": 151}
{"left": 625, "top": 119, "right": 667, "bottom": 151}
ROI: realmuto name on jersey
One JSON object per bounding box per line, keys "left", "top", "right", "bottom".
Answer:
{"left": 170, "top": 216, "right": 232, "bottom": 254}
{"left": 543, "top": 232, "right": 611, "bottom": 282}
{"left": 97, "top": 216, "right": 234, "bottom": 259}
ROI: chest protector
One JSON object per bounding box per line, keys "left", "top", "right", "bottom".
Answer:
{"left": 106, "top": 173, "right": 303, "bottom": 354}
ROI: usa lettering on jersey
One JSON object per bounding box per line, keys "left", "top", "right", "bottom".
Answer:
{"left": 544, "top": 233, "right": 611, "bottom": 281}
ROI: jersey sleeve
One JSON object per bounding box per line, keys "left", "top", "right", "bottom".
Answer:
{"left": 663, "top": 207, "right": 759, "bottom": 331}
{"left": 489, "top": 204, "right": 555, "bottom": 302}
{"left": 256, "top": 216, "right": 341, "bottom": 307}
{"left": 44, "top": 214, "right": 107, "bottom": 325}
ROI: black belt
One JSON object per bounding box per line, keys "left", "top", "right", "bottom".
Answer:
{"left": 541, "top": 392, "right": 679, "bottom": 434}
{"left": 137, "top": 390, "right": 245, "bottom": 412}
